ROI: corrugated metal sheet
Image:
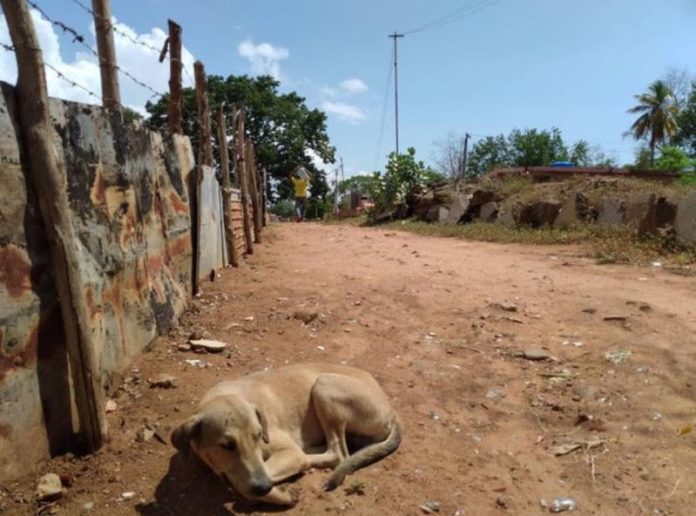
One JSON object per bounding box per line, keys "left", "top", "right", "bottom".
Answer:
{"left": 196, "top": 166, "right": 227, "bottom": 281}
{"left": 0, "top": 82, "right": 194, "bottom": 480}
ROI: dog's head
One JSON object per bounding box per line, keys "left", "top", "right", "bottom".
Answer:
{"left": 171, "top": 395, "right": 272, "bottom": 498}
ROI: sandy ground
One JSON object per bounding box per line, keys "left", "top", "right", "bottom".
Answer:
{"left": 4, "top": 222, "right": 696, "bottom": 516}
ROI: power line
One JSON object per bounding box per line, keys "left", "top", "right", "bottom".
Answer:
{"left": 374, "top": 45, "right": 394, "bottom": 169}
{"left": 403, "top": 0, "right": 506, "bottom": 35}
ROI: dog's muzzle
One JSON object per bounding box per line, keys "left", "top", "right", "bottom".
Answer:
{"left": 249, "top": 477, "right": 273, "bottom": 497}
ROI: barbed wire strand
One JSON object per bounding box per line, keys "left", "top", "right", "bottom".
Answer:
{"left": 28, "top": 0, "right": 165, "bottom": 102}
{"left": 2, "top": 39, "right": 102, "bottom": 101}
{"left": 65, "top": 0, "right": 163, "bottom": 54}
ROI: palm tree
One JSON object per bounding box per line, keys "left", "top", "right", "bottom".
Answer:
{"left": 627, "top": 80, "right": 680, "bottom": 166}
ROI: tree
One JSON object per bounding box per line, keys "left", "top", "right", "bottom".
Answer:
{"left": 145, "top": 74, "right": 335, "bottom": 200}
{"left": 664, "top": 67, "right": 693, "bottom": 110}
{"left": 673, "top": 82, "right": 696, "bottom": 158}
{"left": 627, "top": 80, "right": 680, "bottom": 165}
{"left": 466, "top": 135, "right": 510, "bottom": 176}
{"left": 633, "top": 145, "right": 653, "bottom": 170}
{"left": 508, "top": 128, "right": 568, "bottom": 166}
{"left": 432, "top": 131, "right": 466, "bottom": 179}
{"left": 370, "top": 147, "right": 436, "bottom": 215}
{"left": 654, "top": 146, "right": 694, "bottom": 171}
{"left": 570, "top": 140, "right": 591, "bottom": 166}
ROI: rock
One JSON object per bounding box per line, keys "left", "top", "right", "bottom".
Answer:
{"left": 479, "top": 201, "right": 499, "bottom": 222}
{"left": 496, "top": 203, "right": 519, "bottom": 227}
{"left": 581, "top": 308, "right": 596, "bottom": 314}
{"left": 105, "top": 399, "right": 117, "bottom": 413}
{"left": 675, "top": 192, "right": 696, "bottom": 245}
{"left": 486, "top": 389, "right": 504, "bottom": 401}
{"left": 495, "top": 496, "right": 508, "bottom": 508}
{"left": 496, "top": 301, "right": 518, "bottom": 312}
{"left": 294, "top": 310, "right": 319, "bottom": 324}
{"left": 148, "top": 374, "right": 177, "bottom": 389}
{"left": 549, "top": 497, "right": 577, "bottom": 513}
{"left": 35, "top": 473, "right": 63, "bottom": 501}
{"left": 518, "top": 200, "right": 562, "bottom": 228}
{"left": 554, "top": 192, "right": 589, "bottom": 230}
{"left": 83, "top": 502, "right": 95, "bottom": 511}
{"left": 136, "top": 426, "right": 155, "bottom": 443}
{"left": 445, "top": 196, "right": 469, "bottom": 224}
{"left": 189, "top": 339, "right": 228, "bottom": 353}
{"left": 176, "top": 343, "right": 192, "bottom": 352}
{"left": 597, "top": 198, "right": 625, "bottom": 226}
{"left": 605, "top": 349, "right": 631, "bottom": 364}
{"left": 524, "top": 349, "right": 551, "bottom": 361}
{"left": 120, "top": 491, "right": 136, "bottom": 501}
{"left": 655, "top": 196, "right": 677, "bottom": 228}
{"left": 420, "top": 501, "right": 441, "bottom": 513}
{"left": 424, "top": 205, "right": 450, "bottom": 223}
{"left": 625, "top": 193, "right": 657, "bottom": 235}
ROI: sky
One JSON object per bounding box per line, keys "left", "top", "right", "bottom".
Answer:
{"left": 1, "top": 0, "right": 695, "bottom": 177}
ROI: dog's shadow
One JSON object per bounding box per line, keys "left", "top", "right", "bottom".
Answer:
{"left": 135, "top": 453, "right": 289, "bottom": 515}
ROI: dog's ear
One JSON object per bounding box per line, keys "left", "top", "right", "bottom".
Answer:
{"left": 255, "top": 407, "right": 270, "bottom": 444}
{"left": 171, "top": 415, "right": 203, "bottom": 456}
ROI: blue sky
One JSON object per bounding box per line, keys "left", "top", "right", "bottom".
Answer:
{"left": 2, "top": 0, "right": 695, "bottom": 176}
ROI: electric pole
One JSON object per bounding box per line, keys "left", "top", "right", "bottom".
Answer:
{"left": 389, "top": 32, "right": 404, "bottom": 156}
{"left": 462, "top": 133, "right": 470, "bottom": 180}
{"left": 334, "top": 164, "right": 340, "bottom": 215}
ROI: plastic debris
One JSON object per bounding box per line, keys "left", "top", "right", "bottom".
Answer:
{"left": 549, "top": 497, "right": 577, "bottom": 512}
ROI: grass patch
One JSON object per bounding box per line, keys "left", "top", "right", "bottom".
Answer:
{"left": 380, "top": 219, "right": 696, "bottom": 266}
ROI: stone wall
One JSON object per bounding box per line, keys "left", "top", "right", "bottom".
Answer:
{"left": 0, "top": 83, "right": 194, "bottom": 480}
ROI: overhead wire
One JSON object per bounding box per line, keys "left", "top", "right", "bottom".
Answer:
{"left": 374, "top": 45, "right": 394, "bottom": 169}
{"left": 403, "top": 0, "right": 506, "bottom": 35}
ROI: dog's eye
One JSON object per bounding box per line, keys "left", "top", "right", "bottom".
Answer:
{"left": 220, "top": 439, "right": 236, "bottom": 452}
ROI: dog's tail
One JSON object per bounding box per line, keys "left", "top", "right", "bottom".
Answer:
{"left": 323, "top": 415, "right": 402, "bottom": 491}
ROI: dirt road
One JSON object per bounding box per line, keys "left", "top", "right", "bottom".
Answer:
{"left": 7, "top": 223, "right": 696, "bottom": 515}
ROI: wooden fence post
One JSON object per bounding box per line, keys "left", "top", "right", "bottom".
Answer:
{"left": 262, "top": 167, "right": 268, "bottom": 227}
{"left": 194, "top": 61, "right": 213, "bottom": 167}
{"left": 1, "top": 0, "right": 106, "bottom": 451}
{"left": 217, "top": 105, "right": 238, "bottom": 267}
{"left": 91, "top": 0, "right": 120, "bottom": 110}
{"left": 235, "top": 108, "right": 254, "bottom": 255}
{"left": 246, "top": 143, "right": 263, "bottom": 244}
{"left": 167, "top": 19, "right": 182, "bottom": 134}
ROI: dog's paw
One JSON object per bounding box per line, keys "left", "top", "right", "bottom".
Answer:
{"left": 278, "top": 486, "right": 301, "bottom": 506}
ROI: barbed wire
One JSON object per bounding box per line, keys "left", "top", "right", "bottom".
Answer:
{"left": 28, "top": 0, "right": 165, "bottom": 103}
{"left": 44, "top": 61, "right": 102, "bottom": 101}
{"left": 64, "top": 0, "right": 163, "bottom": 55}
{"left": 2, "top": 38, "right": 102, "bottom": 101}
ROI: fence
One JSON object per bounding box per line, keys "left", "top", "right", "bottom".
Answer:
{"left": 0, "top": 0, "right": 266, "bottom": 480}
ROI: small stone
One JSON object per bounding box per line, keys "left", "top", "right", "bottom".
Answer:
{"left": 496, "top": 496, "right": 508, "bottom": 508}
{"left": 420, "top": 501, "right": 441, "bottom": 513}
{"left": 35, "top": 473, "right": 63, "bottom": 501}
{"left": 244, "top": 316, "right": 255, "bottom": 322}
{"left": 189, "top": 339, "right": 228, "bottom": 353}
{"left": 136, "top": 426, "right": 155, "bottom": 443}
{"left": 148, "top": 374, "right": 177, "bottom": 389}
{"left": 120, "top": 491, "right": 135, "bottom": 501}
{"left": 316, "top": 345, "right": 326, "bottom": 352}
{"left": 294, "top": 311, "right": 319, "bottom": 324}
{"left": 524, "top": 349, "right": 551, "bottom": 361}
{"left": 498, "top": 302, "right": 517, "bottom": 312}
{"left": 105, "top": 399, "right": 118, "bottom": 413}
{"left": 486, "top": 389, "right": 504, "bottom": 401}
{"left": 549, "top": 496, "right": 577, "bottom": 513}
{"left": 83, "top": 502, "right": 95, "bottom": 511}
{"left": 176, "top": 343, "right": 191, "bottom": 352}
{"left": 605, "top": 350, "right": 631, "bottom": 364}
{"left": 581, "top": 308, "right": 596, "bottom": 314}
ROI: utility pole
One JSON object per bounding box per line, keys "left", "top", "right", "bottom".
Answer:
{"left": 388, "top": 32, "right": 404, "bottom": 156}
{"left": 167, "top": 19, "right": 183, "bottom": 134}
{"left": 461, "top": 133, "right": 470, "bottom": 180}
{"left": 92, "top": 0, "right": 120, "bottom": 110}
{"left": 333, "top": 165, "right": 340, "bottom": 215}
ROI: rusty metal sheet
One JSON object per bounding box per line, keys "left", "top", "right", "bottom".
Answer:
{"left": 196, "top": 166, "right": 227, "bottom": 281}
{"left": 0, "top": 82, "right": 194, "bottom": 480}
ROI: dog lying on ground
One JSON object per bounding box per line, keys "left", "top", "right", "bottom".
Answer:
{"left": 171, "top": 363, "right": 402, "bottom": 506}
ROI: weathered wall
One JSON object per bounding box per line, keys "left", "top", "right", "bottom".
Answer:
{"left": 0, "top": 82, "right": 194, "bottom": 480}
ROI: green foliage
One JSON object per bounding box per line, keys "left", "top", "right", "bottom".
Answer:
{"left": 627, "top": 80, "right": 680, "bottom": 164}
{"left": 466, "top": 128, "right": 571, "bottom": 175}
{"left": 369, "top": 147, "right": 436, "bottom": 215}
{"left": 145, "top": 74, "right": 335, "bottom": 200}
{"left": 654, "top": 146, "right": 694, "bottom": 171}
{"left": 673, "top": 81, "right": 696, "bottom": 158}
{"left": 570, "top": 140, "right": 591, "bottom": 166}
{"left": 270, "top": 199, "right": 295, "bottom": 218}
{"left": 338, "top": 174, "right": 378, "bottom": 196}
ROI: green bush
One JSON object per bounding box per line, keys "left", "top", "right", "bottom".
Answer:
{"left": 270, "top": 199, "right": 295, "bottom": 218}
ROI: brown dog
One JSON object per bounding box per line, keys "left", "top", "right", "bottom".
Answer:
{"left": 171, "top": 363, "right": 401, "bottom": 505}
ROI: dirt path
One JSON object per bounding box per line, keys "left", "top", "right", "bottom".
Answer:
{"left": 5, "top": 223, "right": 696, "bottom": 515}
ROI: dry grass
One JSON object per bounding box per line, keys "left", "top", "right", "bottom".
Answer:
{"left": 376, "top": 219, "right": 696, "bottom": 266}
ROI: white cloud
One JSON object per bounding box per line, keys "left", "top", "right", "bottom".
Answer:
{"left": 339, "top": 78, "right": 368, "bottom": 95}
{"left": 321, "top": 101, "right": 367, "bottom": 123}
{"left": 237, "top": 39, "right": 288, "bottom": 79}
{"left": 305, "top": 148, "right": 328, "bottom": 171}
{"left": 0, "top": 9, "right": 196, "bottom": 114}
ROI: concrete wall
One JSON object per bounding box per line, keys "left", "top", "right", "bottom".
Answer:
{"left": 0, "top": 83, "right": 194, "bottom": 480}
